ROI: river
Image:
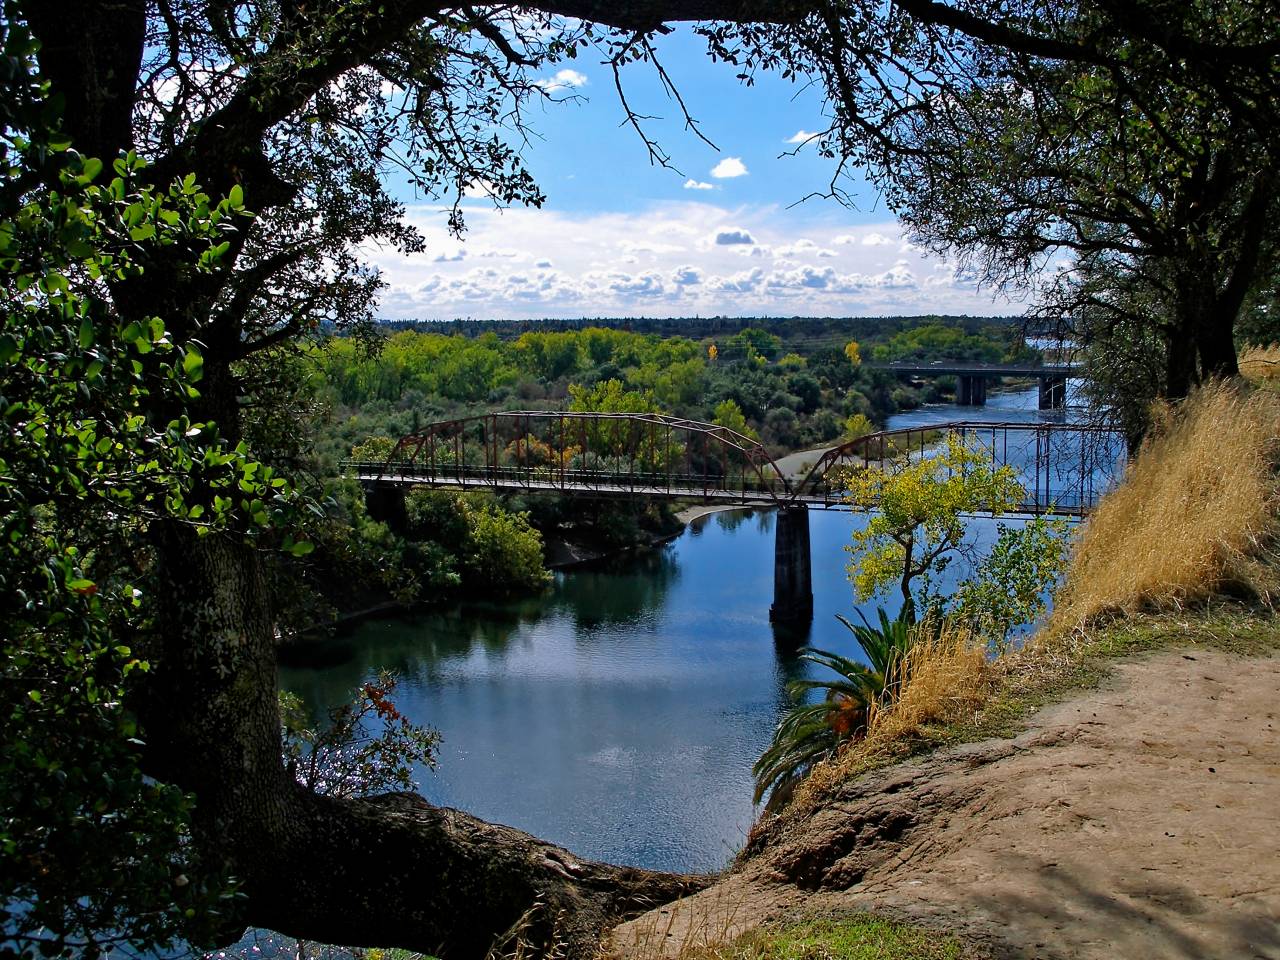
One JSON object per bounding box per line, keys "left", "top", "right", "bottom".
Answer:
{"left": 281, "top": 382, "right": 1108, "bottom": 874}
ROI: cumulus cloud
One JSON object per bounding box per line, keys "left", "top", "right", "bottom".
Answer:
{"left": 535, "top": 68, "right": 588, "bottom": 92}
{"left": 768, "top": 265, "right": 838, "bottom": 291}
{"left": 785, "top": 130, "right": 819, "bottom": 144}
{"left": 710, "top": 157, "right": 748, "bottom": 179}
{"left": 367, "top": 202, "right": 1006, "bottom": 319}
{"left": 709, "top": 268, "right": 764, "bottom": 293}
{"left": 603, "top": 272, "right": 667, "bottom": 297}
{"left": 683, "top": 179, "right": 715, "bottom": 190}
{"left": 862, "top": 232, "right": 894, "bottom": 246}
{"left": 713, "top": 227, "right": 756, "bottom": 246}
{"left": 868, "top": 261, "right": 917, "bottom": 289}
{"left": 776, "top": 238, "right": 828, "bottom": 258}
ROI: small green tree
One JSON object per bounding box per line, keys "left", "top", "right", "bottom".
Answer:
{"left": 844, "top": 413, "right": 875, "bottom": 441}
{"left": 839, "top": 436, "right": 1024, "bottom": 621}
{"left": 711, "top": 398, "right": 758, "bottom": 441}
{"left": 954, "top": 517, "right": 1070, "bottom": 650}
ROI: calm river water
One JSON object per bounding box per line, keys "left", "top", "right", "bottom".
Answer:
{"left": 281, "top": 383, "right": 1104, "bottom": 873}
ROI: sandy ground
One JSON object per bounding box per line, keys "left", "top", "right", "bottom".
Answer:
{"left": 610, "top": 649, "right": 1280, "bottom": 959}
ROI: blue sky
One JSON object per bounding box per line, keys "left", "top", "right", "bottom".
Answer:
{"left": 369, "top": 28, "right": 1020, "bottom": 321}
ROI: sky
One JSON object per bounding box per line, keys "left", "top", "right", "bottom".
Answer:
{"left": 367, "top": 28, "right": 1022, "bottom": 322}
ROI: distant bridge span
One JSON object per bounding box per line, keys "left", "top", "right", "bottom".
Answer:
{"left": 346, "top": 411, "right": 1124, "bottom": 624}
{"left": 864, "top": 361, "right": 1081, "bottom": 408}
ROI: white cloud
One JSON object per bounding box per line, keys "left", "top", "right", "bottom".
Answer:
{"left": 775, "top": 238, "right": 819, "bottom": 257}
{"left": 536, "top": 69, "right": 588, "bottom": 92}
{"left": 710, "top": 157, "right": 748, "bottom": 179}
{"left": 785, "top": 130, "right": 819, "bottom": 144}
{"left": 621, "top": 240, "right": 685, "bottom": 256}
{"left": 368, "top": 203, "right": 1007, "bottom": 319}
{"left": 709, "top": 268, "right": 764, "bottom": 293}
{"left": 862, "top": 232, "right": 893, "bottom": 246}
{"left": 683, "top": 179, "right": 715, "bottom": 191}
{"left": 768, "top": 265, "right": 838, "bottom": 291}
{"left": 833, "top": 234, "right": 858, "bottom": 245}
{"left": 713, "top": 227, "right": 756, "bottom": 246}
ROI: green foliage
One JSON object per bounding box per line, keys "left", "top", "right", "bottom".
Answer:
{"left": 753, "top": 610, "right": 913, "bottom": 805}
{"left": 841, "top": 437, "right": 1024, "bottom": 619}
{"left": 871, "top": 322, "right": 1028, "bottom": 364}
{"left": 0, "top": 20, "right": 330, "bottom": 957}
{"left": 714, "top": 915, "right": 968, "bottom": 960}
{"left": 350, "top": 435, "right": 398, "bottom": 462}
{"left": 457, "top": 499, "right": 551, "bottom": 593}
{"left": 280, "top": 672, "right": 439, "bottom": 799}
{"left": 955, "top": 518, "right": 1070, "bottom": 650}
{"left": 844, "top": 413, "right": 875, "bottom": 440}
{"left": 404, "top": 490, "right": 550, "bottom": 595}
{"left": 712, "top": 398, "right": 758, "bottom": 441}
{"left": 0, "top": 19, "right": 314, "bottom": 952}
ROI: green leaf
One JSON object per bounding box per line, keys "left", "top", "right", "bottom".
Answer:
{"left": 182, "top": 346, "right": 203, "bottom": 380}
{"left": 228, "top": 184, "right": 244, "bottom": 208}
{"left": 78, "top": 318, "right": 94, "bottom": 348}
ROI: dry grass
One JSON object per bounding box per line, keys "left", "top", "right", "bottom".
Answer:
{"left": 1048, "top": 380, "right": 1280, "bottom": 635}
{"left": 782, "top": 623, "right": 989, "bottom": 819}
{"left": 863, "top": 625, "right": 988, "bottom": 749}
{"left": 1239, "top": 343, "right": 1280, "bottom": 384}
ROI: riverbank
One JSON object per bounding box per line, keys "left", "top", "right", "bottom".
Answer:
{"left": 608, "top": 606, "right": 1280, "bottom": 959}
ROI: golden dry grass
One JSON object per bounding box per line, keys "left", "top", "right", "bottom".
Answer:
{"left": 784, "top": 623, "right": 989, "bottom": 818}
{"left": 1239, "top": 343, "right": 1280, "bottom": 384}
{"left": 1049, "top": 380, "right": 1280, "bottom": 635}
{"left": 864, "top": 625, "right": 988, "bottom": 746}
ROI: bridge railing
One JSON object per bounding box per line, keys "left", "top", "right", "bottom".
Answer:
{"left": 340, "top": 459, "right": 791, "bottom": 502}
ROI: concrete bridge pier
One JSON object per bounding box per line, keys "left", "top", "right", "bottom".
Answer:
{"left": 363, "top": 480, "right": 408, "bottom": 533}
{"left": 956, "top": 374, "right": 988, "bottom": 406}
{"left": 769, "top": 506, "right": 813, "bottom": 624}
{"left": 1038, "top": 375, "right": 1068, "bottom": 410}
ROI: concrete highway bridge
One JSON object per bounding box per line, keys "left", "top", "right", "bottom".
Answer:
{"left": 864, "top": 362, "right": 1081, "bottom": 408}
{"left": 347, "top": 411, "right": 1123, "bottom": 624}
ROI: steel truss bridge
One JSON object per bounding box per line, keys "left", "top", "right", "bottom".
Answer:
{"left": 345, "top": 411, "right": 1125, "bottom": 518}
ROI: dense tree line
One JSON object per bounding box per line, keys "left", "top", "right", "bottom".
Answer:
{"left": 314, "top": 319, "right": 1035, "bottom": 463}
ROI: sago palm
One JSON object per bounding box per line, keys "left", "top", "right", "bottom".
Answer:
{"left": 753, "top": 608, "right": 914, "bottom": 806}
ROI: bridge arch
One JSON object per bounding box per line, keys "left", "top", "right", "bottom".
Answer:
{"left": 355, "top": 410, "right": 794, "bottom": 504}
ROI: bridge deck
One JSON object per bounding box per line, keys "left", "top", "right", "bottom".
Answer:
{"left": 352, "top": 468, "right": 1095, "bottom": 517}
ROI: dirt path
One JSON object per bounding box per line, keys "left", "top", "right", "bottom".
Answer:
{"left": 610, "top": 649, "right": 1280, "bottom": 959}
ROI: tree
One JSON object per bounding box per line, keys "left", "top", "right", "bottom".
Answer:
{"left": 712, "top": 398, "right": 758, "bottom": 441}
{"left": 843, "top": 339, "right": 861, "bottom": 367}
{"left": 839, "top": 437, "right": 1024, "bottom": 621}
{"left": 12, "top": 0, "right": 1276, "bottom": 956}
{"left": 840, "top": 1, "right": 1279, "bottom": 432}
